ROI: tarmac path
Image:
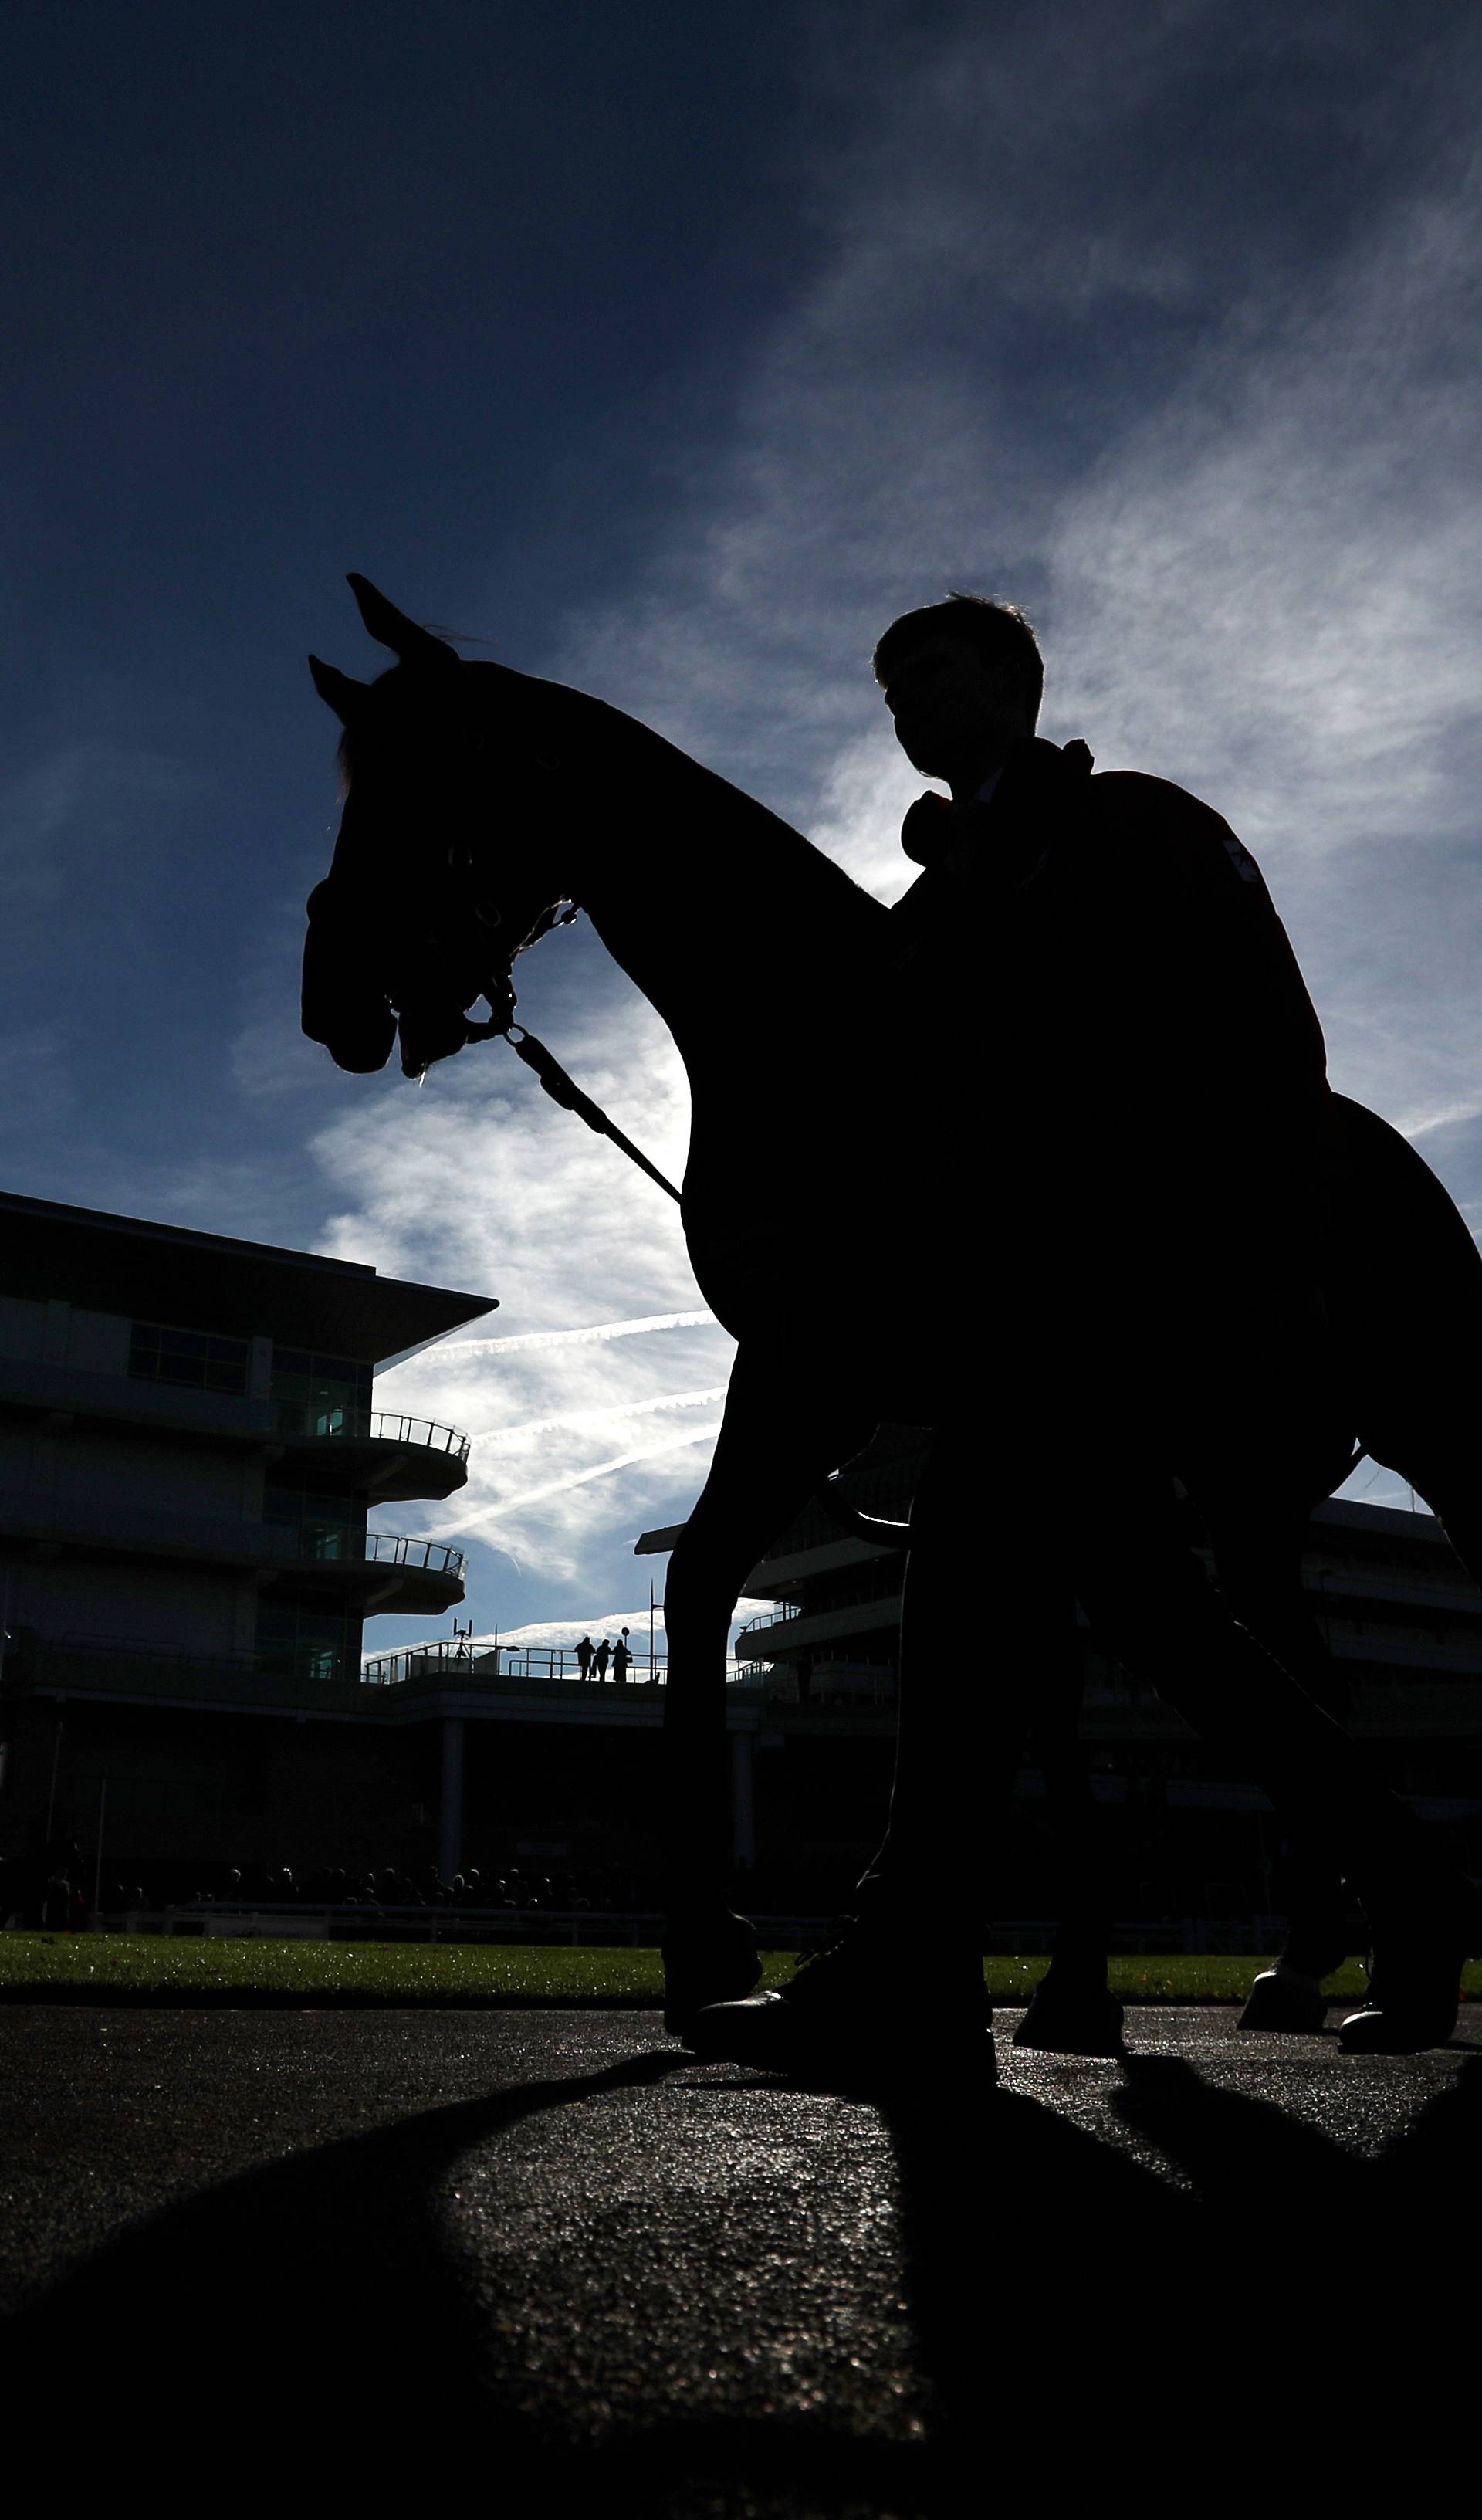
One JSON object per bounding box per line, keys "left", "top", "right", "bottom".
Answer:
{"left": 3, "top": 2004, "right": 1477, "bottom": 2511}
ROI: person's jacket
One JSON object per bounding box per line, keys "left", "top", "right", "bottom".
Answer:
{"left": 889, "top": 735, "right": 1331, "bottom": 1315}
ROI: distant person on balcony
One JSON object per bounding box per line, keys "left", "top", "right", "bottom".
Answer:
{"left": 691, "top": 588, "right": 1480, "bottom": 2075}
{"left": 574, "top": 1634, "right": 594, "bottom": 1681}
{"left": 612, "top": 1630, "right": 633, "bottom": 1683}
{"left": 594, "top": 1638, "right": 612, "bottom": 1680}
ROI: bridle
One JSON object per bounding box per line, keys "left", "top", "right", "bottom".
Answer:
{"left": 305, "top": 572, "right": 684, "bottom": 1201}
{"left": 427, "top": 859, "right": 682, "bottom": 1201}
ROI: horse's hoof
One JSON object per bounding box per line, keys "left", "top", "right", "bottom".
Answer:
{"left": 661, "top": 1911, "right": 763, "bottom": 2038}
{"left": 1011, "top": 1978, "right": 1125, "bottom": 2056}
{"left": 1238, "top": 1966, "right": 1331, "bottom": 2034}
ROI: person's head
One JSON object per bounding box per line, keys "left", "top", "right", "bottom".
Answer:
{"left": 873, "top": 593, "right": 1043, "bottom": 788}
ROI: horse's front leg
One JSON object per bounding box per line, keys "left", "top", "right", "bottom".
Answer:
{"left": 659, "top": 1343, "right": 871, "bottom": 2034}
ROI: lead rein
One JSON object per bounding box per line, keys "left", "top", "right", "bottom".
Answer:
{"left": 502, "top": 1024, "right": 683, "bottom": 1204}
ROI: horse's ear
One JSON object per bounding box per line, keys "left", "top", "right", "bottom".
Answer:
{"left": 308, "top": 656, "right": 368, "bottom": 723}
{"left": 347, "top": 573, "right": 459, "bottom": 672}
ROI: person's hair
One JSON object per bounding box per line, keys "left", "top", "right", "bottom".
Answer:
{"left": 871, "top": 591, "right": 1044, "bottom": 730}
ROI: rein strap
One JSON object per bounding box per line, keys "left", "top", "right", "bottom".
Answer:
{"left": 504, "top": 1027, "right": 682, "bottom": 1204}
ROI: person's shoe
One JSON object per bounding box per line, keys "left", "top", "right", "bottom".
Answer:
{"left": 684, "top": 1915, "right": 993, "bottom": 2086}
{"left": 1239, "top": 1962, "right": 1331, "bottom": 2035}
{"left": 1012, "top": 1975, "right": 1125, "bottom": 2056}
{"left": 1338, "top": 1885, "right": 1482, "bottom": 2055}
{"left": 661, "top": 1907, "right": 762, "bottom": 2036}
{"left": 1337, "top": 1950, "right": 1465, "bottom": 2054}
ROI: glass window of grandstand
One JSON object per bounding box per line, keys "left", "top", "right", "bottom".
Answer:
{"left": 263, "top": 1468, "right": 364, "bottom": 1561}
{"left": 255, "top": 1589, "right": 357, "bottom": 1685}
{"left": 129, "top": 1319, "right": 249, "bottom": 1396}
{"left": 271, "top": 1347, "right": 373, "bottom": 1438}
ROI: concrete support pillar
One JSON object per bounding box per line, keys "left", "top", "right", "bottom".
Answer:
{"left": 438, "top": 1716, "right": 465, "bottom": 1883}
{"left": 729, "top": 1727, "right": 755, "bottom": 1871}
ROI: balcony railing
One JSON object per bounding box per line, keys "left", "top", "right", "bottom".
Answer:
{"left": 361, "top": 1639, "right": 667, "bottom": 1687}
{"left": 261, "top": 1516, "right": 464, "bottom": 1579}
{"left": 364, "top": 1532, "right": 465, "bottom": 1579}
{"left": 735, "top": 1604, "right": 802, "bottom": 1640}
{"left": 276, "top": 1403, "right": 470, "bottom": 1463}
{"left": 358, "top": 1639, "right": 765, "bottom": 1692}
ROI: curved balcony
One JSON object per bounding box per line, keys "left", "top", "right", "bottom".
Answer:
{"left": 363, "top": 1531, "right": 465, "bottom": 1579}
{"left": 735, "top": 1604, "right": 801, "bottom": 1644}
{"left": 274, "top": 1404, "right": 472, "bottom": 1502}
{"left": 0, "top": 1485, "right": 465, "bottom": 1614}
{"left": 286, "top": 1519, "right": 467, "bottom": 1614}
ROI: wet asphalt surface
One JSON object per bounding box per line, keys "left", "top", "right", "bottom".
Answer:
{"left": 3, "top": 2003, "right": 1478, "bottom": 2511}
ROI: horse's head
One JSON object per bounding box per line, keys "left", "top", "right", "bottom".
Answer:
{"left": 302, "top": 574, "right": 575, "bottom": 1079}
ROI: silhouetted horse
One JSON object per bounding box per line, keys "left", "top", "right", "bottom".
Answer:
{"left": 303, "top": 577, "right": 1482, "bottom": 2027}
{"left": 1020, "top": 1092, "right": 1482, "bottom": 2036}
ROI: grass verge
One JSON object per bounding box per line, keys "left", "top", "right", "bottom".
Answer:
{"left": 6, "top": 1930, "right": 1477, "bottom": 2008}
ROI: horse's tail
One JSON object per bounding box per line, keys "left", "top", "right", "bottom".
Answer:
{"left": 1328, "top": 1092, "right": 1482, "bottom": 1482}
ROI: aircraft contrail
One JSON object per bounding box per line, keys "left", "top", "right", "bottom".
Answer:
{"left": 457, "top": 1425, "right": 716, "bottom": 1526}
{"left": 431, "top": 1309, "right": 718, "bottom": 1360}
{"left": 1399, "top": 1096, "right": 1482, "bottom": 1143}
{"left": 467, "top": 1387, "right": 727, "bottom": 1448}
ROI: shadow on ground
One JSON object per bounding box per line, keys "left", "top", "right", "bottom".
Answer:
{"left": 8, "top": 2031, "right": 1480, "bottom": 2511}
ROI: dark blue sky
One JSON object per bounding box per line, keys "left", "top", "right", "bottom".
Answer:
{"left": 3, "top": 2, "right": 818, "bottom": 1206}
{"left": 5, "top": 2, "right": 1481, "bottom": 1646}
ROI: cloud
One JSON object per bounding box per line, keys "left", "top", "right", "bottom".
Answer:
{"left": 465, "top": 1386, "right": 728, "bottom": 1451}
{"left": 452, "top": 1597, "right": 777, "bottom": 1673}
{"left": 322, "top": 999, "right": 739, "bottom": 1590}
{"left": 457, "top": 1421, "right": 719, "bottom": 1529}
{"left": 442, "top": 1309, "right": 716, "bottom": 1359}
{"left": 562, "top": 10, "right": 1482, "bottom": 1186}
{"left": 1040, "top": 170, "right": 1482, "bottom": 1146}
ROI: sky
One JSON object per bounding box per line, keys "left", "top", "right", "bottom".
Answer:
{"left": 5, "top": 1, "right": 1482, "bottom": 1661}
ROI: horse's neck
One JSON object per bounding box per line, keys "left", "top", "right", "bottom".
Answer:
{"left": 534, "top": 682, "right": 888, "bottom": 1062}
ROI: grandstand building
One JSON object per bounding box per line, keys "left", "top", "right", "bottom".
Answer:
{"left": 296, "top": 1425, "right": 1482, "bottom": 1926}
{"left": 6, "top": 1186, "right": 1477, "bottom": 1936}
{"left": 636, "top": 1425, "right": 1482, "bottom": 1929}
{"left": 0, "top": 1192, "right": 493, "bottom": 1888}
